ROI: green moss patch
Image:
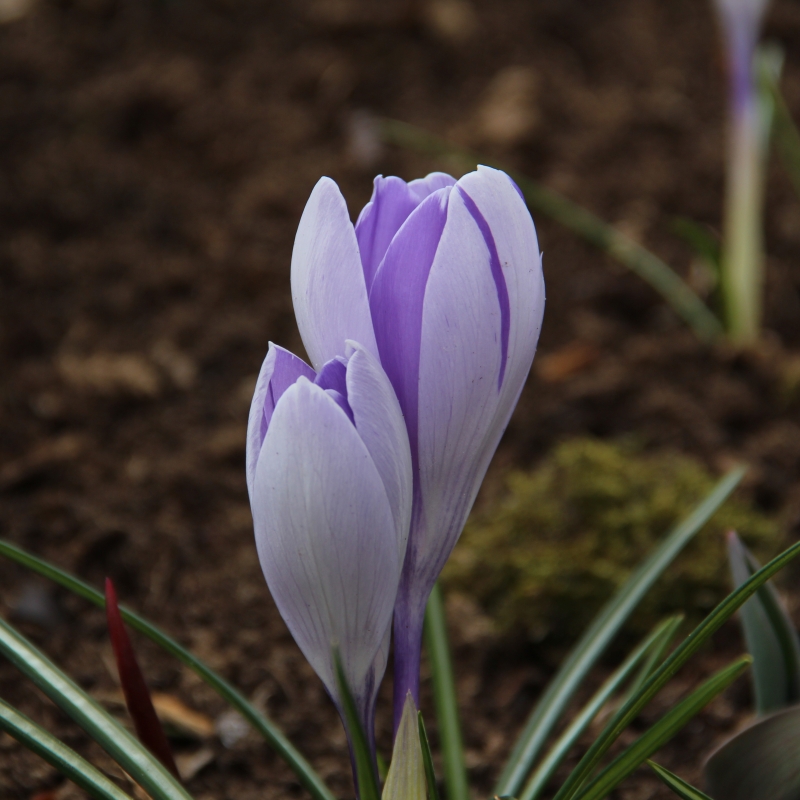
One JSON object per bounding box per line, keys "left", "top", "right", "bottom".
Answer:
{"left": 443, "top": 438, "right": 782, "bottom": 642}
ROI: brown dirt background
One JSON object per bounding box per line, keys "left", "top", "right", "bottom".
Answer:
{"left": 1, "top": 0, "right": 800, "bottom": 797}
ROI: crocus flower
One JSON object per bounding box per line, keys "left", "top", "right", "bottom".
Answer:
{"left": 291, "top": 165, "right": 545, "bottom": 727}
{"left": 246, "top": 339, "right": 413, "bottom": 753}
{"left": 713, "top": 0, "right": 770, "bottom": 341}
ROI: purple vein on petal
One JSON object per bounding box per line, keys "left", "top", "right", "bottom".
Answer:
{"left": 457, "top": 186, "right": 511, "bottom": 388}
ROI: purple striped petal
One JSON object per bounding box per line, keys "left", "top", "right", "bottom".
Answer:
{"left": 457, "top": 186, "right": 511, "bottom": 387}
{"left": 412, "top": 166, "right": 543, "bottom": 585}
{"left": 252, "top": 377, "right": 401, "bottom": 731}
{"left": 246, "top": 343, "right": 315, "bottom": 499}
{"left": 355, "top": 173, "right": 456, "bottom": 291}
{"left": 291, "top": 177, "right": 378, "bottom": 370}
{"left": 368, "top": 187, "right": 451, "bottom": 467}
{"left": 392, "top": 166, "right": 544, "bottom": 726}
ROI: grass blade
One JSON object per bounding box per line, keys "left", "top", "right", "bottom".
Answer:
{"left": 575, "top": 656, "right": 750, "bottom": 800}
{"left": 622, "top": 616, "right": 684, "bottom": 706}
{"left": 649, "top": 761, "right": 714, "bottom": 800}
{"left": 0, "top": 615, "right": 191, "bottom": 800}
{"left": 493, "top": 466, "right": 745, "bottom": 797}
{"left": 0, "top": 538, "right": 335, "bottom": 800}
{"left": 418, "top": 712, "right": 441, "bottom": 800}
{"left": 727, "top": 531, "right": 800, "bottom": 713}
{"left": 379, "top": 117, "right": 723, "bottom": 342}
{"left": 424, "top": 583, "right": 469, "bottom": 800}
{"left": 105, "top": 578, "right": 179, "bottom": 777}
{"left": 519, "top": 616, "right": 683, "bottom": 800}
{"left": 334, "top": 650, "right": 380, "bottom": 800}
{"left": 552, "top": 539, "right": 800, "bottom": 800}
{"left": 0, "top": 695, "right": 135, "bottom": 800}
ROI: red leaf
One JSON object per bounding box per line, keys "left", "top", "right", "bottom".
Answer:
{"left": 105, "top": 577, "right": 180, "bottom": 779}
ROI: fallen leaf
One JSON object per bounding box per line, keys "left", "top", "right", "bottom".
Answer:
{"left": 176, "top": 747, "right": 215, "bottom": 781}
{"left": 152, "top": 694, "right": 216, "bottom": 739}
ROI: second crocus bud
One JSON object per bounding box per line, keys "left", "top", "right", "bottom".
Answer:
{"left": 246, "top": 340, "right": 412, "bottom": 756}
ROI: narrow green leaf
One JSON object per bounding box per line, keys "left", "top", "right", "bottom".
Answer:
{"left": 379, "top": 117, "right": 723, "bottom": 342}
{"left": 622, "top": 615, "right": 684, "bottom": 706}
{"left": 0, "top": 615, "right": 191, "bottom": 800}
{"left": 383, "top": 694, "right": 426, "bottom": 800}
{"left": 704, "top": 703, "right": 800, "bottom": 800}
{"left": 649, "top": 761, "right": 714, "bottom": 800}
{"left": 520, "top": 616, "right": 683, "bottom": 800}
{"left": 494, "top": 466, "right": 745, "bottom": 798}
{"left": 575, "top": 656, "right": 750, "bottom": 800}
{"left": 418, "top": 712, "right": 441, "bottom": 800}
{"left": 424, "top": 583, "right": 469, "bottom": 800}
{"left": 728, "top": 531, "right": 800, "bottom": 713}
{"left": 334, "top": 650, "right": 380, "bottom": 800}
{"left": 552, "top": 539, "right": 800, "bottom": 800}
{"left": 0, "top": 538, "right": 335, "bottom": 800}
{"left": 0, "top": 696, "right": 135, "bottom": 800}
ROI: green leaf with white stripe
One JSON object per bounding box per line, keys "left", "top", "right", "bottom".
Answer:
{"left": 0, "top": 538, "right": 334, "bottom": 800}
{"left": 648, "top": 761, "right": 714, "bottom": 800}
{"left": 0, "top": 695, "right": 135, "bottom": 800}
{"left": 520, "top": 616, "right": 682, "bottom": 800}
{"left": 727, "top": 531, "right": 800, "bottom": 714}
{"left": 0, "top": 615, "right": 192, "bottom": 800}
{"left": 574, "top": 656, "right": 751, "bottom": 800}
{"left": 494, "top": 466, "right": 745, "bottom": 798}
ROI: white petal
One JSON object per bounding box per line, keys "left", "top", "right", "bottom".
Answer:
{"left": 412, "top": 191, "right": 504, "bottom": 589}
{"left": 455, "top": 165, "right": 545, "bottom": 399}
{"left": 245, "top": 344, "right": 314, "bottom": 500}
{"left": 345, "top": 340, "right": 413, "bottom": 562}
{"left": 291, "top": 178, "right": 379, "bottom": 370}
{"left": 252, "top": 378, "right": 400, "bottom": 706}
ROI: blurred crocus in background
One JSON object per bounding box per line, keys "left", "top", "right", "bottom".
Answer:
{"left": 246, "top": 340, "right": 412, "bottom": 759}
{"left": 291, "top": 165, "right": 545, "bottom": 729}
{"left": 713, "top": 0, "right": 771, "bottom": 342}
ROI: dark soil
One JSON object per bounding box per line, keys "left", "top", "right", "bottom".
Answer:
{"left": 1, "top": 0, "right": 800, "bottom": 798}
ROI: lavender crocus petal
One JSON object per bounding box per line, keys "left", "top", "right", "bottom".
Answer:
{"left": 713, "top": 0, "right": 769, "bottom": 113}
{"left": 291, "top": 177, "right": 378, "bottom": 370}
{"left": 324, "top": 389, "right": 355, "bottom": 424}
{"left": 245, "top": 343, "right": 315, "bottom": 500}
{"left": 407, "top": 172, "right": 457, "bottom": 202}
{"left": 355, "top": 176, "right": 421, "bottom": 291}
{"left": 369, "top": 187, "right": 451, "bottom": 466}
{"left": 416, "top": 165, "right": 544, "bottom": 596}
{"left": 355, "top": 173, "right": 457, "bottom": 291}
{"left": 456, "top": 166, "right": 544, "bottom": 403}
{"left": 315, "top": 356, "right": 349, "bottom": 395}
{"left": 252, "top": 377, "right": 401, "bottom": 721}
{"left": 344, "top": 340, "right": 413, "bottom": 560}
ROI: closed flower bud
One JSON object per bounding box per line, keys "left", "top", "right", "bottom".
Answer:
{"left": 246, "top": 340, "right": 412, "bottom": 754}
{"left": 291, "top": 166, "right": 545, "bottom": 726}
